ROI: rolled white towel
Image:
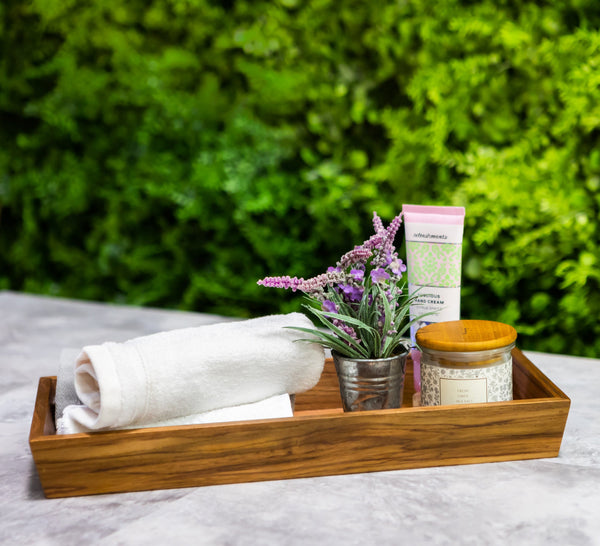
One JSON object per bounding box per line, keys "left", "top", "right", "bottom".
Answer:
{"left": 56, "top": 393, "right": 294, "bottom": 434}
{"left": 70, "top": 313, "right": 324, "bottom": 431}
{"left": 54, "top": 348, "right": 82, "bottom": 425}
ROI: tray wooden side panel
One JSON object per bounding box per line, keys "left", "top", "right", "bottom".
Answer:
{"left": 30, "top": 349, "right": 570, "bottom": 498}
{"left": 511, "top": 349, "right": 567, "bottom": 400}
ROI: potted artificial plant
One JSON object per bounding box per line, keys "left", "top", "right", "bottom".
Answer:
{"left": 258, "top": 212, "right": 428, "bottom": 411}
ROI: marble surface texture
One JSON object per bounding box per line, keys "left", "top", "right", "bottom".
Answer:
{"left": 1, "top": 290, "right": 599, "bottom": 545}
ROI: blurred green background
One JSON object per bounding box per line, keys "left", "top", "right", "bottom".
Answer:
{"left": 1, "top": 0, "right": 599, "bottom": 356}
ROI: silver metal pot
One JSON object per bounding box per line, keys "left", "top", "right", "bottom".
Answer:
{"left": 332, "top": 348, "right": 409, "bottom": 412}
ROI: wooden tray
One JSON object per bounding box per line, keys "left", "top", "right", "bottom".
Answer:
{"left": 29, "top": 349, "right": 570, "bottom": 498}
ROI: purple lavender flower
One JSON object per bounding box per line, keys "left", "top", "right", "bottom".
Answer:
{"left": 372, "top": 212, "right": 384, "bottom": 234}
{"left": 364, "top": 212, "right": 404, "bottom": 268}
{"left": 361, "top": 233, "right": 384, "bottom": 252}
{"left": 257, "top": 276, "right": 304, "bottom": 291}
{"left": 322, "top": 300, "right": 338, "bottom": 313}
{"left": 257, "top": 209, "right": 414, "bottom": 359}
{"left": 370, "top": 268, "right": 390, "bottom": 284}
{"left": 337, "top": 247, "right": 372, "bottom": 269}
{"left": 391, "top": 259, "right": 407, "bottom": 276}
{"left": 385, "top": 251, "right": 407, "bottom": 276}
{"left": 341, "top": 284, "right": 364, "bottom": 303}
{"left": 350, "top": 268, "right": 364, "bottom": 281}
{"left": 333, "top": 319, "right": 360, "bottom": 342}
{"left": 385, "top": 213, "right": 403, "bottom": 241}
{"left": 298, "top": 271, "right": 345, "bottom": 293}
{"left": 258, "top": 269, "right": 347, "bottom": 299}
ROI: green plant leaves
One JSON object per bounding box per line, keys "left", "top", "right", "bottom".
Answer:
{"left": 2, "top": 0, "right": 600, "bottom": 355}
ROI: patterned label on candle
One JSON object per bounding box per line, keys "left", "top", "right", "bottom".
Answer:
{"left": 420, "top": 358, "right": 513, "bottom": 406}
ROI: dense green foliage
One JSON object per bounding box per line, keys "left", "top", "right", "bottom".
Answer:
{"left": 1, "top": 0, "right": 599, "bottom": 356}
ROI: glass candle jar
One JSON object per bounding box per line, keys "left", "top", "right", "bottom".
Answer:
{"left": 416, "top": 320, "right": 517, "bottom": 406}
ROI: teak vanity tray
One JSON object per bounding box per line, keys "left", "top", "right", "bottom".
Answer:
{"left": 29, "top": 348, "right": 570, "bottom": 498}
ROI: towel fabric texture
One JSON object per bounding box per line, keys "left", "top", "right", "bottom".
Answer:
{"left": 60, "top": 313, "right": 324, "bottom": 432}
{"left": 54, "top": 348, "right": 82, "bottom": 425}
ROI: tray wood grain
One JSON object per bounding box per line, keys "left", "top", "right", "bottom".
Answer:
{"left": 29, "top": 349, "right": 570, "bottom": 498}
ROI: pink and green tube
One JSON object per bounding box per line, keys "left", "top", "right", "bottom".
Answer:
{"left": 402, "top": 204, "right": 466, "bottom": 404}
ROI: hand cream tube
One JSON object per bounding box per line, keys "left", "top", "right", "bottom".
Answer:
{"left": 402, "top": 204, "right": 465, "bottom": 405}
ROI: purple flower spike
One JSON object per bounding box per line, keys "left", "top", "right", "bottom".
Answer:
{"left": 372, "top": 212, "right": 384, "bottom": 234}
{"left": 337, "top": 247, "right": 372, "bottom": 269}
{"left": 386, "top": 213, "right": 403, "bottom": 241}
{"left": 257, "top": 276, "right": 304, "bottom": 291}
{"left": 370, "top": 268, "right": 390, "bottom": 284}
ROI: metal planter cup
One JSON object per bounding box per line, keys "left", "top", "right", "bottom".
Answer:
{"left": 332, "top": 348, "right": 409, "bottom": 412}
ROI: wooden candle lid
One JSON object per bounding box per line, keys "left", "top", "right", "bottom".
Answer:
{"left": 416, "top": 320, "right": 517, "bottom": 352}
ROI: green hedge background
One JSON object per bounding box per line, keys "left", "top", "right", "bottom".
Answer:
{"left": 1, "top": 0, "right": 599, "bottom": 356}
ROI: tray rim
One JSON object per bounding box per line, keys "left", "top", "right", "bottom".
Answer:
{"left": 28, "top": 348, "right": 572, "bottom": 498}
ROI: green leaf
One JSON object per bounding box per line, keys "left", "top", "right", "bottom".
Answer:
{"left": 287, "top": 326, "right": 368, "bottom": 359}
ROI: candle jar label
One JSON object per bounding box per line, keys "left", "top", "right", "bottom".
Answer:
{"left": 421, "top": 358, "right": 513, "bottom": 406}
{"left": 440, "top": 377, "right": 487, "bottom": 405}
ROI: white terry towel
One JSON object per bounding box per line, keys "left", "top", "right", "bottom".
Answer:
{"left": 68, "top": 313, "right": 324, "bottom": 431}
{"left": 54, "top": 348, "right": 82, "bottom": 425}
{"left": 57, "top": 394, "right": 294, "bottom": 434}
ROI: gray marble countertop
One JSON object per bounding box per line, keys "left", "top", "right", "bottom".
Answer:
{"left": 1, "top": 290, "right": 599, "bottom": 545}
